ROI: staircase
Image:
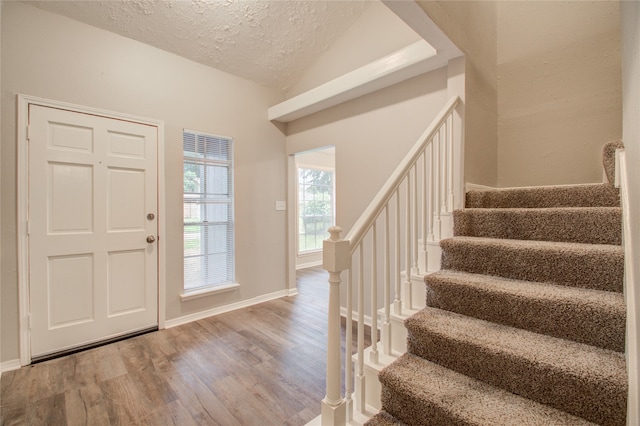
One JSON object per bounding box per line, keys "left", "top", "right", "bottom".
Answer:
{"left": 366, "top": 142, "right": 628, "bottom": 425}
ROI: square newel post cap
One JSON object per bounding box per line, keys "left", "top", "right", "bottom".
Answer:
{"left": 323, "top": 226, "right": 351, "bottom": 273}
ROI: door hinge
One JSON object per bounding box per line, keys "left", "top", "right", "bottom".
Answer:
{"left": 26, "top": 220, "right": 30, "bottom": 235}
{"left": 26, "top": 125, "right": 31, "bottom": 141}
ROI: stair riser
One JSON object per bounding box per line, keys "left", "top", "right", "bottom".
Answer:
{"left": 362, "top": 362, "right": 383, "bottom": 410}
{"left": 440, "top": 241, "right": 624, "bottom": 292}
{"left": 453, "top": 209, "right": 622, "bottom": 245}
{"left": 376, "top": 353, "right": 602, "bottom": 426}
{"left": 425, "top": 277, "right": 626, "bottom": 352}
{"left": 405, "top": 332, "right": 627, "bottom": 426}
{"left": 380, "top": 386, "right": 457, "bottom": 426}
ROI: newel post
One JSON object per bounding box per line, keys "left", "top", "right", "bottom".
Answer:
{"left": 321, "top": 226, "right": 350, "bottom": 425}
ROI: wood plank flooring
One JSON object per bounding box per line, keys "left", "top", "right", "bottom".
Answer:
{"left": 1, "top": 266, "right": 370, "bottom": 426}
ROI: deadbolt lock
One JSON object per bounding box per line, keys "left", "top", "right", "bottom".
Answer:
{"left": 147, "top": 213, "right": 155, "bottom": 220}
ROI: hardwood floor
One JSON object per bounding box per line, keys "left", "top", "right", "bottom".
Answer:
{"left": 1, "top": 266, "right": 368, "bottom": 426}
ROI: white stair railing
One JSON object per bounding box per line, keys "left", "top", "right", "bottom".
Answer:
{"left": 321, "top": 96, "right": 464, "bottom": 424}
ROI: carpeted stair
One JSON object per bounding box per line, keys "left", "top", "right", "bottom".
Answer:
{"left": 366, "top": 141, "right": 627, "bottom": 426}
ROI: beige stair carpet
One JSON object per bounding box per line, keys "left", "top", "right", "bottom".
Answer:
{"left": 366, "top": 141, "right": 627, "bottom": 426}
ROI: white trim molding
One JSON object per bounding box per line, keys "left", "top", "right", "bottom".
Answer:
{"left": 268, "top": 41, "right": 440, "bottom": 123}
{"left": 296, "top": 260, "right": 323, "bottom": 270}
{"left": 1, "top": 359, "right": 22, "bottom": 375}
{"left": 465, "top": 183, "right": 496, "bottom": 192}
{"left": 166, "top": 289, "right": 296, "bottom": 329}
{"left": 619, "top": 150, "right": 640, "bottom": 425}
{"left": 16, "top": 94, "right": 167, "bottom": 365}
{"left": 180, "top": 283, "right": 240, "bottom": 302}
{"left": 269, "top": 5, "right": 466, "bottom": 125}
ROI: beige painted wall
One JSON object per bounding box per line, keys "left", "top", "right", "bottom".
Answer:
{"left": 287, "top": 1, "right": 421, "bottom": 98}
{"left": 285, "top": 1, "right": 448, "bottom": 233}
{"left": 286, "top": 69, "right": 447, "bottom": 315}
{"left": 417, "top": 1, "right": 498, "bottom": 187}
{"left": 284, "top": 2, "right": 450, "bottom": 315}
{"left": 1, "top": 2, "right": 287, "bottom": 362}
{"left": 497, "top": 1, "right": 622, "bottom": 187}
{"left": 287, "top": 68, "right": 448, "bottom": 235}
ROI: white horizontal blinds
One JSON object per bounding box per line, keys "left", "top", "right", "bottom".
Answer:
{"left": 183, "top": 130, "right": 234, "bottom": 291}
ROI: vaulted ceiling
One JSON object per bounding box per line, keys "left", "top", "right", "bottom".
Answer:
{"left": 25, "top": 0, "right": 372, "bottom": 92}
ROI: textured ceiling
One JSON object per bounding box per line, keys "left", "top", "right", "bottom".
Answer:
{"left": 25, "top": 0, "right": 372, "bottom": 91}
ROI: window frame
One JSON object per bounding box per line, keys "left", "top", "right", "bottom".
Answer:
{"left": 296, "top": 165, "right": 336, "bottom": 256}
{"left": 182, "top": 129, "right": 237, "bottom": 299}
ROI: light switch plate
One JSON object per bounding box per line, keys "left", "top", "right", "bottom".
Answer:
{"left": 275, "top": 201, "right": 286, "bottom": 211}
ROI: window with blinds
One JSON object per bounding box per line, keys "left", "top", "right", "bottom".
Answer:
{"left": 183, "top": 130, "right": 234, "bottom": 291}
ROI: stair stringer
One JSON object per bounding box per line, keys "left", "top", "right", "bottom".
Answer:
{"left": 352, "top": 306, "right": 420, "bottom": 416}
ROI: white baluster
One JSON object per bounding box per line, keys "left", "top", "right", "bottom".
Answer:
{"left": 404, "top": 178, "right": 413, "bottom": 310}
{"left": 434, "top": 132, "right": 442, "bottom": 241}
{"left": 440, "top": 120, "right": 449, "bottom": 213}
{"left": 370, "top": 223, "right": 379, "bottom": 364}
{"left": 412, "top": 166, "right": 419, "bottom": 276}
{"left": 383, "top": 207, "right": 392, "bottom": 356}
{"left": 322, "top": 227, "right": 349, "bottom": 425}
{"left": 355, "top": 245, "right": 365, "bottom": 414}
{"left": 345, "top": 265, "right": 353, "bottom": 421}
{"left": 453, "top": 107, "right": 465, "bottom": 210}
{"left": 422, "top": 151, "right": 428, "bottom": 255}
{"left": 447, "top": 114, "right": 455, "bottom": 212}
{"left": 394, "top": 192, "right": 402, "bottom": 316}
{"left": 428, "top": 141, "right": 435, "bottom": 242}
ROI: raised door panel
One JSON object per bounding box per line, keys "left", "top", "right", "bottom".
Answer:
{"left": 28, "top": 104, "right": 158, "bottom": 359}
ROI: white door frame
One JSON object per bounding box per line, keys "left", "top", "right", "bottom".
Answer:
{"left": 17, "top": 94, "right": 166, "bottom": 366}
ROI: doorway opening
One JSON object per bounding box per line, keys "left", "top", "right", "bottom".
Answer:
{"left": 288, "top": 146, "right": 335, "bottom": 293}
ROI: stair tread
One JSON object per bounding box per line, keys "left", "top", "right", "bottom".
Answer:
{"left": 405, "top": 308, "right": 627, "bottom": 425}
{"left": 440, "top": 236, "right": 624, "bottom": 292}
{"left": 454, "top": 207, "right": 621, "bottom": 245}
{"left": 406, "top": 307, "right": 626, "bottom": 383}
{"left": 372, "top": 146, "right": 626, "bottom": 425}
{"left": 460, "top": 206, "right": 621, "bottom": 212}
{"left": 425, "top": 270, "right": 626, "bottom": 351}
{"left": 444, "top": 235, "right": 622, "bottom": 252}
{"left": 379, "top": 353, "right": 597, "bottom": 426}
{"left": 427, "top": 270, "right": 624, "bottom": 305}
{"left": 465, "top": 183, "right": 619, "bottom": 209}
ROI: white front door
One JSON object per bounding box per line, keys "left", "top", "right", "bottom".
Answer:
{"left": 28, "top": 104, "right": 158, "bottom": 359}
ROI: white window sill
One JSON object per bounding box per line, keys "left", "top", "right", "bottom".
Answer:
{"left": 180, "top": 282, "right": 240, "bottom": 302}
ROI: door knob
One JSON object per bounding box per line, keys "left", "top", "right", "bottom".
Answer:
{"left": 147, "top": 235, "right": 156, "bottom": 243}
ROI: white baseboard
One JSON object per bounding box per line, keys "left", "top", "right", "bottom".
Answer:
{"left": 165, "top": 288, "right": 297, "bottom": 329}
{"left": 465, "top": 182, "right": 613, "bottom": 193}
{"left": 2, "top": 289, "right": 300, "bottom": 372}
{"left": 465, "top": 182, "right": 495, "bottom": 192}
{"left": 296, "top": 260, "right": 322, "bottom": 270}
{"left": 1, "top": 359, "right": 22, "bottom": 375}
